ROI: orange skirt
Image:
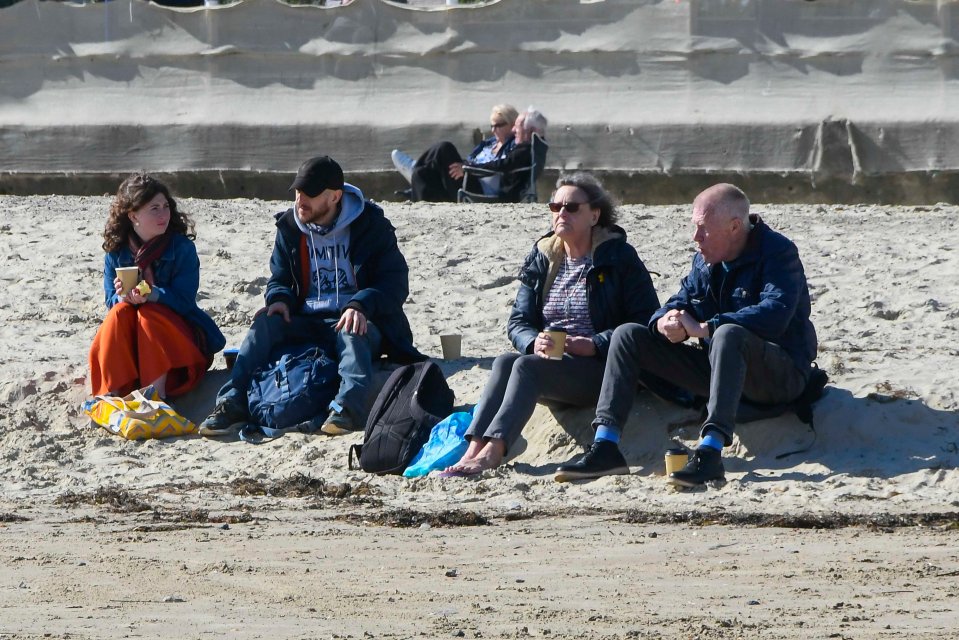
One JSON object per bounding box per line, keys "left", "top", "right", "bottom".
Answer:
{"left": 89, "top": 302, "right": 211, "bottom": 398}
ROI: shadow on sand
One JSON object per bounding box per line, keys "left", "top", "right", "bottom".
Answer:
{"left": 508, "top": 385, "right": 959, "bottom": 482}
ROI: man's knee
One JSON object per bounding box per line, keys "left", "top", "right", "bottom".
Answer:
{"left": 247, "top": 312, "right": 292, "bottom": 345}
{"left": 710, "top": 324, "right": 753, "bottom": 353}
{"left": 610, "top": 322, "right": 657, "bottom": 353}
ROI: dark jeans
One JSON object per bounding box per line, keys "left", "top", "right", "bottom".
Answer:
{"left": 216, "top": 312, "right": 382, "bottom": 423}
{"left": 466, "top": 352, "right": 606, "bottom": 453}
{"left": 594, "top": 323, "right": 808, "bottom": 446}
{"left": 411, "top": 141, "right": 480, "bottom": 202}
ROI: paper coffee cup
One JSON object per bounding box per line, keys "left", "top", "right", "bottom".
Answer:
{"left": 544, "top": 326, "right": 567, "bottom": 360}
{"left": 223, "top": 348, "right": 239, "bottom": 370}
{"left": 440, "top": 334, "right": 462, "bottom": 360}
{"left": 115, "top": 267, "right": 139, "bottom": 296}
{"left": 664, "top": 447, "right": 688, "bottom": 475}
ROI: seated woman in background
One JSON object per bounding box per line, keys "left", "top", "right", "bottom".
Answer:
{"left": 391, "top": 103, "right": 518, "bottom": 202}
{"left": 440, "top": 173, "right": 660, "bottom": 477}
{"left": 89, "top": 173, "right": 225, "bottom": 399}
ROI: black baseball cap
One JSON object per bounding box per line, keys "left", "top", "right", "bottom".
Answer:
{"left": 290, "top": 156, "right": 345, "bottom": 197}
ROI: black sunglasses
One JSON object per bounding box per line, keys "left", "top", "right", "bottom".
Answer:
{"left": 547, "top": 201, "right": 592, "bottom": 214}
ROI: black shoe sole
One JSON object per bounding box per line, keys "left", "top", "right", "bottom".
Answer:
{"left": 198, "top": 421, "right": 246, "bottom": 437}
{"left": 553, "top": 465, "right": 630, "bottom": 483}
{"left": 667, "top": 474, "right": 726, "bottom": 488}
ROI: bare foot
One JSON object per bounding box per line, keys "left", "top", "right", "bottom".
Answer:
{"left": 459, "top": 439, "right": 485, "bottom": 462}
{"left": 447, "top": 441, "right": 505, "bottom": 475}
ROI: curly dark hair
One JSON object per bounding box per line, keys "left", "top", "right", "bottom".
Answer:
{"left": 102, "top": 173, "right": 195, "bottom": 253}
{"left": 554, "top": 172, "right": 618, "bottom": 228}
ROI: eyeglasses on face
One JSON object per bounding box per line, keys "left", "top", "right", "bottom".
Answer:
{"left": 547, "top": 201, "right": 591, "bottom": 214}
{"left": 490, "top": 121, "right": 510, "bottom": 129}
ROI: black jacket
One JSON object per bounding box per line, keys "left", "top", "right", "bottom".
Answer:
{"left": 265, "top": 202, "right": 425, "bottom": 364}
{"left": 507, "top": 226, "right": 660, "bottom": 358}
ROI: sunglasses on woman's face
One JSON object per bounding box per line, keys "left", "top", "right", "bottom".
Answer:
{"left": 548, "top": 201, "right": 590, "bottom": 214}
{"left": 490, "top": 121, "right": 509, "bottom": 129}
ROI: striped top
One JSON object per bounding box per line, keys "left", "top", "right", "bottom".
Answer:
{"left": 542, "top": 255, "right": 595, "bottom": 337}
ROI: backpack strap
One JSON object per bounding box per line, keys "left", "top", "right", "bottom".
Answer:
{"left": 348, "top": 444, "right": 363, "bottom": 470}
{"left": 238, "top": 417, "right": 323, "bottom": 445}
{"left": 407, "top": 361, "right": 440, "bottom": 424}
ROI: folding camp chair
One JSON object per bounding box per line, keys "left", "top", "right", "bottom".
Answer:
{"left": 456, "top": 133, "right": 549, "bottom": 204}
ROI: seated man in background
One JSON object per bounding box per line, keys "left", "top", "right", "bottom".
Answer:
{"left": 555, "top": 183, "right": 818, "bottom": 486}
{"left": 200, "top": 155, "right": 424, "bottom": 437}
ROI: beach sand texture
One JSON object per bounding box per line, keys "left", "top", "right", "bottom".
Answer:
{"left": 0, "top": 196, "right": 957, "bottom": 638}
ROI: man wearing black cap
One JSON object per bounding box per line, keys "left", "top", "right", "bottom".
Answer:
{"left": 199, "top": 155, "right": 425, "bottom": 436}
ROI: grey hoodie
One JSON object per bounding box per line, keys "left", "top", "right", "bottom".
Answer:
{"left": 294, "top": 183, "right": 365, "bottom": 315}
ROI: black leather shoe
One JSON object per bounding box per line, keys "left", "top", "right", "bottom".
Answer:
{"left": 668, "top": 446, "right": 725, "bottom": 487}
{"left": 554, "top": 440, "right": 630, "bottom": 482}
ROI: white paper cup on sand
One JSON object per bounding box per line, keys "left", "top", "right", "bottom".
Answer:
{"left": 440, "top": 334, "right": 462, "bottom": 360}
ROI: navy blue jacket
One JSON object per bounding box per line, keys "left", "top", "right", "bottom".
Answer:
{"left": 466, "top": 141, "right": 533, "bottom": 203}
{"left": 650, "top": 215, "right": 817, "bottom": 370}
{"left": 508, "top": 226, "right": 660, "bottom": 358}
{"left": 266, "top": 202, "right": 425, "bottom": 364}
{"left": 104, "top": 234, "right": 226, "bottom": 355}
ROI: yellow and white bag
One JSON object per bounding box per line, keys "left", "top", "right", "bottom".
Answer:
{"left": 83, "top": 386, "right": 196, "bottom": 440}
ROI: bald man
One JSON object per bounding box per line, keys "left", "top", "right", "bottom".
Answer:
{"left": 555, "top": 184, "right": 818, "bottom": 486}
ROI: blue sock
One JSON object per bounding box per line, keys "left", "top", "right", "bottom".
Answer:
{"left": 700, "top": 430, "right": 724, "bottom": 451}
{"left": 594, "top": 424, "right": 621, "bottom": 444}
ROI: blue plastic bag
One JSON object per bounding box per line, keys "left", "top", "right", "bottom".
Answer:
{"left": 402, "top": 409, "right": 474, "bottom": 477}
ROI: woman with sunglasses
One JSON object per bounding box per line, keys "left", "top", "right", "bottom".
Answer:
{"left": 390, "top": 104, "right": 519, "bottom": 202}
{"left": 440, "top": 173, "right": 660, "bottom": 477}
{"left": 88, "top": 173, "right": 225, "bottom": 399}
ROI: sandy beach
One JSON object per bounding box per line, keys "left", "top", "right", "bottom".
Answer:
{"left": 0, "top": 195, "right": 957, "bottom": 638}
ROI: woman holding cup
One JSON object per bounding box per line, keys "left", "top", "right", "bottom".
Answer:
{"left": 440, "top": 173, "right": 660, "bottom": 476}
{"left": 88, "top": 173, "right": 225, "bottom": 399}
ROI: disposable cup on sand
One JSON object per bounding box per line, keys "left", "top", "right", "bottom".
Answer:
{"left": 440, "top": 334, "right": 462, "bottom": 360}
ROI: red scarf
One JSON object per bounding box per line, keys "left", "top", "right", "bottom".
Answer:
{"left": 128, "top": 232, "right": 172, "bottom": 286}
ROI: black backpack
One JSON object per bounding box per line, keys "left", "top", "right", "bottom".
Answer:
{"left": 348, "top": 361, "right": 455, "bottom": 475}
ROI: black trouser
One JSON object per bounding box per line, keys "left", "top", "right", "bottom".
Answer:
{"left": 594, "top": 323, "right": 808, "bottom": 445}
{"left": 411, "top": 141, "right": 480, "bottom": 202}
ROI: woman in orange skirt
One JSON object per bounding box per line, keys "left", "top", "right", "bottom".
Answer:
{"left": 89, "top": 174, "right": 225, "bottom": 398}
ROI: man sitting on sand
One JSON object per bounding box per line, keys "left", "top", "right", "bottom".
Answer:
{"left": 554, "top": 183, "right": 818, "bottom": 486}
{"left": 199, "top": 155, "right": 424, "bottom": 436}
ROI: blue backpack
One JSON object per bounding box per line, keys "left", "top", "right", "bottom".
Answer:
{"left": 244, "top": 343, "right": 339, "bottom": 442}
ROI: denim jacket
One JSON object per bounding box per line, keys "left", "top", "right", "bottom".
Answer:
{"left": 103, "top": 234, "right": 226, "bottom": 355}
{"left": 649, "top": 215, "right": 817, "bottom": 370}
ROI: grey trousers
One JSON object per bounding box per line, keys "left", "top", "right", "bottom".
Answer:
{"left": 466, "top": 352, "right": 606, "bottom": 453}
{"left": 594, "top": 323, "right": 808, "bottom": 446}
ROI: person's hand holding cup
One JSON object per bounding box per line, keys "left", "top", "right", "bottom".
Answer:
{"left": 115, "top": 266, "right": 140, "bottom": 297}
{"left": 535, "top": 326, "right": 567, "bottom": 360}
